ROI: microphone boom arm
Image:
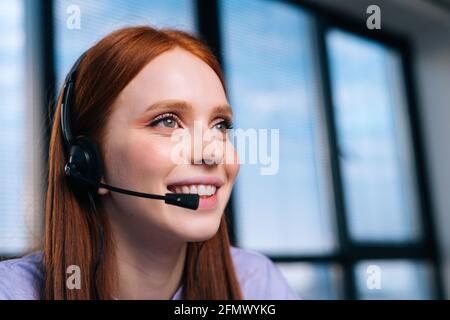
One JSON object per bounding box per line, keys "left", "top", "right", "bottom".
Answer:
{"left": 64, "top": 164, "right": 199, "bottom": 210}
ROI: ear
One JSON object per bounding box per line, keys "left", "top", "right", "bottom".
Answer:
{"left": 97, "top": 177, "right": 109, "bottom": 195}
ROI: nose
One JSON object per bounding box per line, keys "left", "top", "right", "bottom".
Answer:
{"left": 190, "top": 124, "right": 224, "bottom": 165}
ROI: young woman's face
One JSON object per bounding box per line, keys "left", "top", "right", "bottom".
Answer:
{"left": 99, "top": 48, "right": 239, "bottom": 243}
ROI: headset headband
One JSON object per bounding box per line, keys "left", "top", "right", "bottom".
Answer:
{"left": 60, "top": 52, "right": 87, "bottom": 157}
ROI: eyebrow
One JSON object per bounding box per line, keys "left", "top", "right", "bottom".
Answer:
{"left": 144, "top": 100, "right": 233, "bottom": 118}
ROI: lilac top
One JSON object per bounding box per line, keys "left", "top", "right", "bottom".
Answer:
{"left": 0, "top": 246, "right": 300, "bottom": 300}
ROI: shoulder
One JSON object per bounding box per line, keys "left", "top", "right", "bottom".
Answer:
{"left": 229, "top": 246, "right": 301, "bottom": 300}
{"left": 0, "top": 251, "right": 43, "bottom": 300}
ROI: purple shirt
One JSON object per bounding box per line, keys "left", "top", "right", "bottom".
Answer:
{"left": 0, "top": 246, "right": 300, "bottom": 300}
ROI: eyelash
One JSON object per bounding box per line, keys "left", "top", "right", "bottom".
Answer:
{"left": 148, "top": 112, "right": 233, "bottom": 131}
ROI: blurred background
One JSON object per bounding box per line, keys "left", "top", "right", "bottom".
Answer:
{"left": 1, "top": 0, "right": 450, "bottom": 299}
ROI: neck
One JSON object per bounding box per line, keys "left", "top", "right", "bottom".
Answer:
{"left": 109, "top": 218, "right": 187, "bottom": 300}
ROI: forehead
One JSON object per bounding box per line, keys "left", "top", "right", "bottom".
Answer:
{"left": 115, "top": 47, "right": 228, "bottom": 115}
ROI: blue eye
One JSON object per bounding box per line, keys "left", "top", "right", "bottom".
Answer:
{"left": 148, "top": 113, "right": 233, "bottom": 132}
{"left": 148, "top": 113, "right": 181, "bottom": 128}
{"left": 158, "top": 117, "right": 177, "bottom": 128}
{"left": 214, "top": 119, "right": 233, "bottom": 132}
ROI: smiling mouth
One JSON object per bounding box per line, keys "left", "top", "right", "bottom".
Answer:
{"left": 167, "top": 184, "right": 219, "bottom": 199}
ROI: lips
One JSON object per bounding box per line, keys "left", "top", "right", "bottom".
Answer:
{"left": 166, "top": 177, "right": 224, "bottom": 204}
{"left": 166, "top": 176, "right": 224, "bottom": 189}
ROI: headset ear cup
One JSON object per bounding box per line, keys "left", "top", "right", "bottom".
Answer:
{"left": 68, "top": 136, "right": 103, "bottom": 193}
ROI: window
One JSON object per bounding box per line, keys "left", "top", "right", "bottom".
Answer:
{"left": 326, "top": 29, "right": 421, "bottom": 242}
{"left": 53, "top": 0, "right": 196, "bottom": 87}
{"left": 355, "top": 260, "right": 433, "bottom": 299}
{"left": 0, "top": 0, "right": 32, "bottom": 255}
{"left": 0, "top": 0, "right": 42, "bottom": 257}
{"left": 220, "top": 0, "right": 440, "bottom": 299}
{"left": 221, "top": 0, "right": 336, "bottom": 257}
{"left": 277, "top": 262, "right": 342, "bottom": 299}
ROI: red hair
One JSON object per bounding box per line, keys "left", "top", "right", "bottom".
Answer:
{"left": 43, "top": 25, "right": 243, "bottom": 299}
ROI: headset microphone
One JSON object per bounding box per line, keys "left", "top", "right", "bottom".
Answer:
{"left": 64, "top": 163, "right": 199, "bottom": 210}
{"left": 60, "top": 51, "right": 199, "bottom": 211}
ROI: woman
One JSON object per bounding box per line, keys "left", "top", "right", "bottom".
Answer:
{"left": 0, "top": 26, "right": 299, "bottom": 300}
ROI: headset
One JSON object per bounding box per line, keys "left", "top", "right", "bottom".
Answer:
{"left": 60, "top": 51, "right": 199, "bottom": 210}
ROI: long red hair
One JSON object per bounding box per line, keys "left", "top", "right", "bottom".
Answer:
{"left": 43, "top": 25, "right": 243, "bottom": 300}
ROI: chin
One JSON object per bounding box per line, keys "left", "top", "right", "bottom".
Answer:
{"left": 174, "top": 216, "right": 222, "bottom": 242}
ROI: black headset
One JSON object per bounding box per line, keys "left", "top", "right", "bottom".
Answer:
{"left": 60, "top": 52, "right": 103, "bottom": 195}
{"left": 59, "top": 51, "right": 199, "bottom": 210}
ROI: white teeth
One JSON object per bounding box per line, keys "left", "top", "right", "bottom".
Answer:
{"left": 198, "top": 185, "right": 206, "bottom": 195}
{"left": 169, "top": 184, "right": 218, "bottom": 196}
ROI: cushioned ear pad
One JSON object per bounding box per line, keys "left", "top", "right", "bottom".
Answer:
{"left": 69, "top": 135, "right": 103, "bottom": 192}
